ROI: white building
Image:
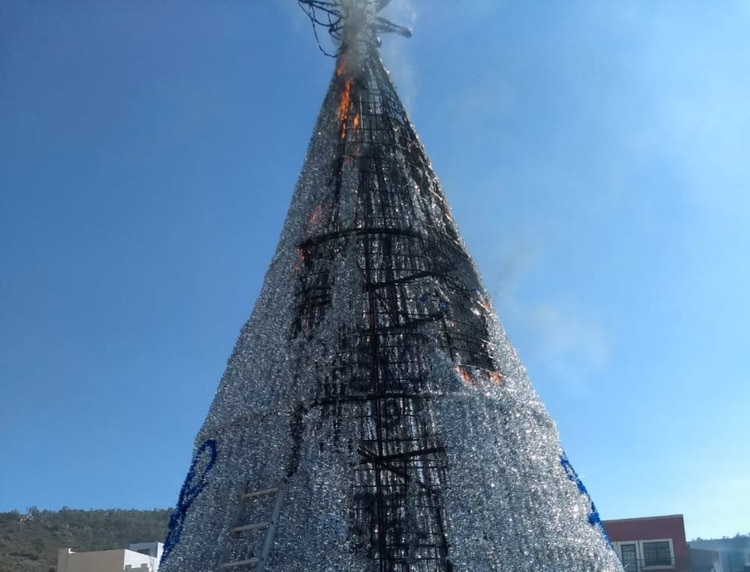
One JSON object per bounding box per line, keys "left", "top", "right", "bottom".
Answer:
{"left": 57, "top": 542, "right": 163, "bottom": 572}
{"left": 690, "top": 537, "right": 750, "bottom": 572}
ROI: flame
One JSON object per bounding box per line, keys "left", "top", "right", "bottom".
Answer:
{"left": 336, "top": 58, "right": 347, "bottom": 77}
{"left": 353, "top": 112, "right": 361, "bottom": 131}
{"left": 307, "top": 204, "right": 323, "bottom": 234}
{"left": 476, "top": 297, "right": 491, "bottom": 312}
{"left": 455, "top": 365, "right": 503, "bottom": 387}
{"left": 294, "top": 246, "right": 305, "bottom": 273}
{"left": 457, "top": 366, "right": 474, "bottom": 384}
{"left": 339, "top": 78, "right": 353, "bottom": 139}
{"left": 488, "top": 371, "right": 503, "bottom": 385}
{"left": 339, "top": 80, "right": 353, "bottom": 121}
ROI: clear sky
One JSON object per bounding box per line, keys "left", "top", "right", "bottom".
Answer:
{"left": 1, "top": 1, "right": 748, "bottom": 541}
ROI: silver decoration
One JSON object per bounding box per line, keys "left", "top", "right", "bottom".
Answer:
{"left": 160, "top": 24, "right": 624, "bottom": 572}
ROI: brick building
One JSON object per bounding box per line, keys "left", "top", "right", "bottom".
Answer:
{"left": 603, "top": 514, "right": 691, "bottom": 572}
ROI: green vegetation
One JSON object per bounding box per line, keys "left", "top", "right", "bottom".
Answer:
{"left": 0, "top": 507, "right": 171, "bottom": 572}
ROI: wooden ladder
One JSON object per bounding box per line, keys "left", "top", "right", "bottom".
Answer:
{"left": 220, "top": 479, "right": 287, "bottom": 571}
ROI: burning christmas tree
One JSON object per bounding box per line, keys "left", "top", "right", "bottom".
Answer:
{"left": 159, "top": 2, "right": 623, "bottom": 570}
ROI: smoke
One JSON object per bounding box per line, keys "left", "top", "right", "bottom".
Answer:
{"left": 480, "top": 237, "right": 611, "bottom": 392}
{"left": 376, "top": 0, "right": 418, "bottom": 109}
{"left": 281, "top": 0, "right": 418, "bottom": 99}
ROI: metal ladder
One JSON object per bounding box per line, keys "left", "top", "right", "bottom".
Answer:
{"left": 220, "top": 479, "right": 287, "bottom": 571}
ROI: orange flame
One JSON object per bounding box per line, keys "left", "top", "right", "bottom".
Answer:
{"left": 457, "top": 366, "right": 474, "bottom": 384}
{"left": 476, "top": 297, "right": 491, "bottom": 312}
{"left": 455, "top": 365, "right": 504, "bottom": 387}
{"left": 353, "top": 113, "right": 361, "bottom": 131}
{"left": 339, "top": 80, "right": 353, "bottom": 121}
{"left": 306, "top": 204, "right": 323, "bottom": 234}
{"left": 294, "top": 246, "right": 305, "bottom": 274}
{"left": 336, "top": 58, "right": 347, "bottom": 77}
{"left": 487, "top": 371, "right": 503, "bottom": 385}
{"left": 338, "top": 78, "right": 353, "bottom": 139}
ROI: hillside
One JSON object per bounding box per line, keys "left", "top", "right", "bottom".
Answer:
{"left": 0, "top": 507, "right": 171, "bottom": 572}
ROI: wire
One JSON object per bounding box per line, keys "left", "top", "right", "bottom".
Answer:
{"left": 297, "top": 0, "right": 411, "bottom": 57}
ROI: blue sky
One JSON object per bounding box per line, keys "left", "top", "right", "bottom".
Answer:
{"left": 1, "top": 1, "right": 748, "bottom": 541}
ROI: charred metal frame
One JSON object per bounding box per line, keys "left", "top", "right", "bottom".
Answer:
{"left": 290, "top": 42, "right": 501, "bottom": 571}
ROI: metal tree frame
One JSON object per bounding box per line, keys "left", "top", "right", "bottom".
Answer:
{"left": 159, "top": 3, "right": 624, "bottom": 571}
{"left": 289, "top": 31, "right": 502, "bottom": 570}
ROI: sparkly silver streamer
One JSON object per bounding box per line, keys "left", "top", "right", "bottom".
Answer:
{"left": 160, "top": 32, "right": 624, "bottom": 572}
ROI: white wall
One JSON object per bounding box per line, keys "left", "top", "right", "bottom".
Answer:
{"left": 57, "top": 547, "right": 158, "bottom": 572}
{"left": 123, "top": 549, "right": 155, "bottom": 571}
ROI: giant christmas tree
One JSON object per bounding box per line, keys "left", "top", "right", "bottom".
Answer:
{"left": 159, "top": 2, "right": 623, "bottom": 570}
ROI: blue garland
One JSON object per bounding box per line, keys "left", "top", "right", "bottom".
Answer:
{"left": 162, "top": 439, "right": 218, "bottom": 562}
{"left": 560, "top": 451, "right": 610, "bottom": 543}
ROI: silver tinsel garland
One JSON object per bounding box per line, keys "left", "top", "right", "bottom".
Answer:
{"left": 159, "top": 29, "right": 623, "bottom": 572}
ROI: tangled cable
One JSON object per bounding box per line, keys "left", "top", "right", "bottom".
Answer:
{"left": 298, "top": 0, "right": 411, "bottom": 57}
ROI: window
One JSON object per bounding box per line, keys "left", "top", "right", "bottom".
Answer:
{"left": 620, "top": 543, "right": 638, "bottom": 571}
{"left": 642, "top": 540, "right": 673, "bottom": 567}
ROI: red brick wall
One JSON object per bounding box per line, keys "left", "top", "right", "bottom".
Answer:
{"left": 604, "top": 515, "right": 690, "bottom": 571}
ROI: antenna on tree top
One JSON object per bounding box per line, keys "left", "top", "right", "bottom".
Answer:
{"left": 298, "top": 0, "right": 412, "bottom": 57}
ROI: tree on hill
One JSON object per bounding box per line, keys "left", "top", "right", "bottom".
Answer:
{"left": 0, "top": 507, "right": 172, "bottom": 572}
